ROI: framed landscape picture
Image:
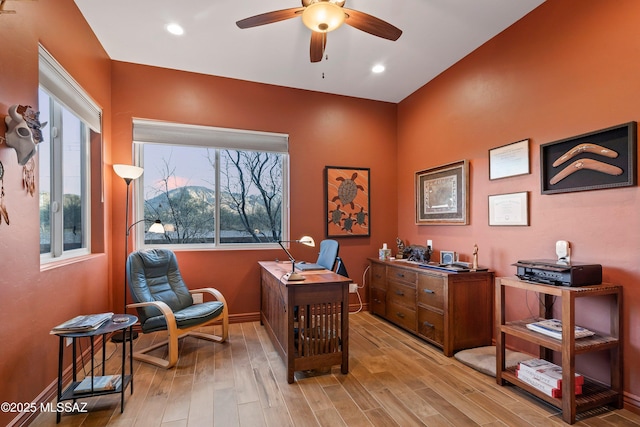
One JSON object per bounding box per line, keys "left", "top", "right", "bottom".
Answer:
{"left": 415, "top": 160, "right": 469, "bottom": 225}
{"left": 325, "top": 166, "right": 370, "bottom": 237}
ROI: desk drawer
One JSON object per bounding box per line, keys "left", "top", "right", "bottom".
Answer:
{"left": 387, "top": 301, "right": 416, "bottom": 331}
{"left": 387, "top": 281, "right": 416, "bottom": 309}
{"left": 418, "top": 307, "right": 444, "bottom": 346}
{"left": 386, "top": 266, "right": 417, "bottom": 285}
{"left": 418, "top": 275, "right": 445, "bottom": 309}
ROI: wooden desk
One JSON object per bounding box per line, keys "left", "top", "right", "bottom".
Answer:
{"left": 259, "top": 261, "right": 351, "bottom": 383}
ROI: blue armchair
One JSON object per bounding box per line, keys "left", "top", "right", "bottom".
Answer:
{"left": 126, "top": 249, "right": 228, "bottom": 368}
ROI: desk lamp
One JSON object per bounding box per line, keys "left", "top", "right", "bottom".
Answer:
{"left": 278, "top": 235, "right": 315, "bottom": 281}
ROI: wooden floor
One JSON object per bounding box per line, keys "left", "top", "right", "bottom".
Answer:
{"left": 32, "top": 311, "right": 639, "bottom": 427}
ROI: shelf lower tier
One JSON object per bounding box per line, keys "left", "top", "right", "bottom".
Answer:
{"left": 60, "top": 375, "right": 132, "bottom": 401}
{"left": 500, "top": 320, "right": 619, "bottom": 353}
{"left": 500, "top": 367, "right": 620, "bottom": 413}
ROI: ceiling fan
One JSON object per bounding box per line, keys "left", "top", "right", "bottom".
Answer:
{"left": 236, "top": 0, "right": 402, "bottom": 63}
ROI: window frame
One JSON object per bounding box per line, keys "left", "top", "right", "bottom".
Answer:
{"left": 132, "top": 119, "right": 289, "bottom": 250}
{"left": 38, "top": 45, "right": 100, "bottom": 263}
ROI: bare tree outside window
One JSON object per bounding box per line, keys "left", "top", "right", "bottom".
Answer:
{"left": 141, "top": 144, "right": 283, "bottom": 246}
{"left": 218, "top": 150, "right": 282, "bottom": 243}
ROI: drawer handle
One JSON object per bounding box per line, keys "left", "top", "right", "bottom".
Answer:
{"left": 396, "top": 312, "right": 405, "bottom": 319}
{"left": 423, "top": 321, "right": 434, "bottom": 328}
{"left": 395, "top": 290, "right": 404, "bottom": 296}
{"left": 373, "top": 298, "right": 381, "bottom": 303}
{"left": 396, "top": 273, "right": 405, "bottom": 278}
{"left": 423, "top": 289, "right": 435, "bottom": 294}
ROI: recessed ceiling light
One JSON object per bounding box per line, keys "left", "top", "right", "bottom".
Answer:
{"left": 166, "top": 23, "right": 184, "bottom": 36}
{"left": 372, "top": 64, "right": 385, "bottom": 74}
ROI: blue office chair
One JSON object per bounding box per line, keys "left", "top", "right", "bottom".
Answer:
{"left": 316, "top": 239, "right": 340, "bottom": 271}
{"left": 335, "top": 256, "right": 349, "bottom": 278}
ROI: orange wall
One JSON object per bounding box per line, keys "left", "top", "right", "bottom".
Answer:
{"left": 110, "top": 62, "right": 398, "bottom": 318}
{"left": 398, "top": 0, "right": 640, "bottom": 407}
{"left": 3, "top": 0, "right": 640, "bottom": 423}
{"left": 0, "top": 1, "right": 113, "bottom": 426}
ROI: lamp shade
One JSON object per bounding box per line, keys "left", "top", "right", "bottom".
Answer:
{"left": 302, "top": 2, "right": 346, "bottom": 33}
{"left": 298, "top": 235, "right": 316, "bottom": 247}
{"left": 113, "top": 164, "right": 144, "bottom": 180}
{"left": 148, "top": 220, "right": 165, "bottom": 234}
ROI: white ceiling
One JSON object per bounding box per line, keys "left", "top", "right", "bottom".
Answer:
{"left": 73, "top": 0, "right": 544, "bottom": 103}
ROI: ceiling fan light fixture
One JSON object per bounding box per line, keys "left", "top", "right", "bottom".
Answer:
{"left": 302, "top": 2, "right": 345, "bottom": 33}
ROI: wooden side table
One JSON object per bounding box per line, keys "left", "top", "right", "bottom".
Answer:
{"left": 53, "top": 314, "right": 137, "bottom": 423}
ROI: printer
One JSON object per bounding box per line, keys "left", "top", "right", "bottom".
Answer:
{"left": 513, "top": 259, "right": 602, "bottom": 287}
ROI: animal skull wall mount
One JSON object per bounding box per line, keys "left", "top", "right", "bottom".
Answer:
{"left": 4, "top": 104, "right": 39, "bottom": 165}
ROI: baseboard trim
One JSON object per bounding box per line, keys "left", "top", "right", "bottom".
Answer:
{"left": 230, "top": 312, "right": 260, "bottom": 323}
{"left": 624, "top": 391, "right": 640, "bottom": 415}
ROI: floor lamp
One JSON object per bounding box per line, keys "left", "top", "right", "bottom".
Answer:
{"left": 111, "top": 164, "right": 164, "bottom": 342}
{"left": 278, "top": 235, "right": 315, "bottom": 281}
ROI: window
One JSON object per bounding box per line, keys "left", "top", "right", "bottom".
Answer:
{"left": 133, "top": 119, "right": 288, "bottom": 248}
{"left": 38, "top": 46, "right": 101, "bottom": 261}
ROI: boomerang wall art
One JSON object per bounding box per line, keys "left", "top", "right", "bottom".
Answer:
{"left": 325, "top": 166, "right": 370, "bottom": 237}
{"left": 540, "top": 122, "right": 637, "bottom": 194}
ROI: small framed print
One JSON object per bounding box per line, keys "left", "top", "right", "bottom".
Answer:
{"left": 488, "top": 191, "right": 529, "bottom": 226}
{"left": 440, "top": 251, "right": 457, "bottom": 264}
{"left": 489, "top": 139, "right": 530, "bottom": 180}
{"left": 415, "top": 160, "right": 469, "bottom": 225}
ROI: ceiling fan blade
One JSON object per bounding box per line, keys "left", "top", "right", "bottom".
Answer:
{"left": 236, "top": 7, "right": 304, "bottom": 29}
{"left": 310, "top": 31, "right": 327, "bottom": 63}
{"left": 343, "top": 8, "right": 402, "bottom": 41}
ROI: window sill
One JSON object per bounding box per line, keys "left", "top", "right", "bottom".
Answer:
{"left": 40, "top": 253, "right": 106, "bottom": 272}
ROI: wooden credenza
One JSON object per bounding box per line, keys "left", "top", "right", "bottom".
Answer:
{"left": 259, "top": 261, "right": 351, "bottom": 383}
{"left": 369, "top": 259, "right": 494, "bottom": 356}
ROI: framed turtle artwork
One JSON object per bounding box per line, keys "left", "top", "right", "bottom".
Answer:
{"left": 325, "top": 166, "right": 370, "bottom": 237}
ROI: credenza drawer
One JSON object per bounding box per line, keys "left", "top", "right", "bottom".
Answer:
{"left": 386, "top": 266, "right": 417, "bottom": 285}
{"left": 387, "top": 302, "right": 416, "bottom": 331}
{"left": 418, "top": 274, "right": 445, "bottom": 309}
{"left": 418, "top": 307, "right": 444, "bottom": 346}
{"left": 370, "top": 263, "right": 387, "bottom": 290}
{"left": 387, "top": 281, "right": 416, "bottom": 309}
{"left": 370, "top": 288, "right": 386, "bottom": 316}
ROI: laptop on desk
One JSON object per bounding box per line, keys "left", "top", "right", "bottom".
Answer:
{"left": 295, "top": 261, "right": 326, "bottom": 271}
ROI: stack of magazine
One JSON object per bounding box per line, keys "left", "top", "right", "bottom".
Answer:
{"left": 74, "top": 375, "right": 122, "bottom": 394}
{"left": 525, "top": 318, "right": 595, "bottom": 340}
{"left": 50, "top": 312, "right": 114, "bottom": 334}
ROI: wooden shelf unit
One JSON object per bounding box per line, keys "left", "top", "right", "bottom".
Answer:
{"left": 369, "top": 259, "right": 494, "bottom": 356}
{"left": 496, "top": 277, "right": 622, "bottom": 424}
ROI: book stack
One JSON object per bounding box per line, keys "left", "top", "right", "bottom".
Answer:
{"left": 74, "top": 375, "right": 122, "bottom": 394}
{"left": 50, "top": 312, "right": 114, "bottom": 334}
{"left": 516, "top": 359, "right": 584, "bottom": 398}
{"left": 525, "top": 318, "right": 595, "bottom": 340}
